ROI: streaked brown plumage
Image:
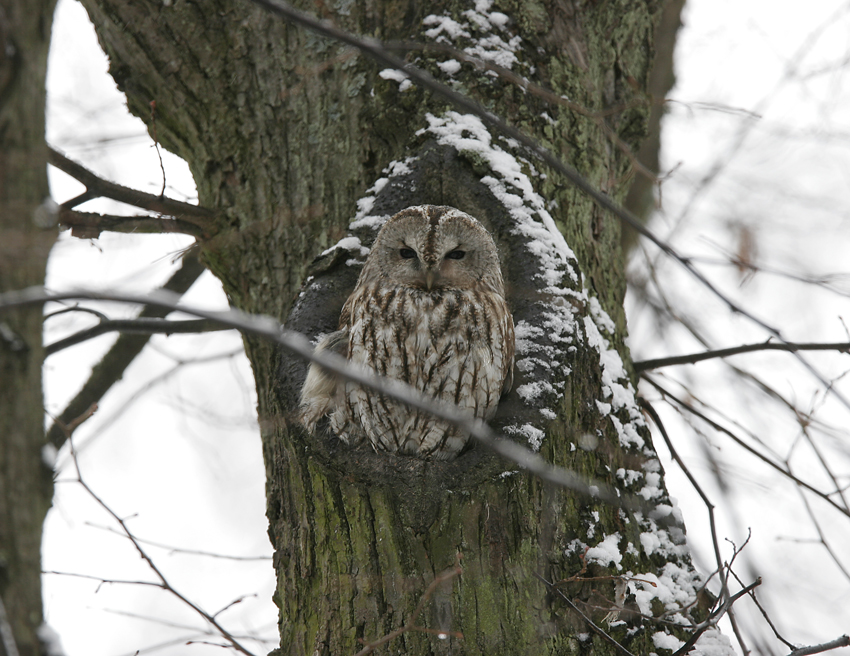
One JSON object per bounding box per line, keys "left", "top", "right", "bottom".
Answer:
{"left": 299, "top": 205, "right": 514, "bottom": 459}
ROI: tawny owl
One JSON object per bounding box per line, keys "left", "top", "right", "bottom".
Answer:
{"left": 299, "top": 205, "right": 515, "bottom": 460}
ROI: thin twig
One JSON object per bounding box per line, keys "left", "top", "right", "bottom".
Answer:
{"left": 534, "top": 573, "right": 637, "bottom": 656}
{"left": 149, "top": 100, "right": 167, "bottom": 197}
{"left": 45, "top": 317, "right": 228, "bottom": 356}
{"left": 42, "top": 570, "right": 165, "bottom": 589}
{"left": 634, "top": 340, "right": 850, "bottom": 372}
{"left": 44, "top": 304, "right": 109, "bottom": 322}
{"left": 727, "top": 568, "right": 795, "bottom": 650}
{"left": 793, "top": 478, "right": 850, "bottom": 582}
{"left": 670, "top": 579, "right": 762, "bottom": 656}
{"left": 61, "top": 430, "right": 258, "bottom": 656}
{"left": 86, "top": 522, "right": 272, "bottom": 561}
{"left": 644, "top": 376, "right": 850, "bottom": 519}
{"left": 354, "top": 561, "right": 463, "bottom": 656}
{"left": 640, "top": 400, "right": 729, "bottom": 605}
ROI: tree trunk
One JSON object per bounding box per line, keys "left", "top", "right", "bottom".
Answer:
{"left": 0, "top": 0, "right": 58, "bottom": 654}
{"left": 77, "top": 0, "right": 708, "bottom": 654}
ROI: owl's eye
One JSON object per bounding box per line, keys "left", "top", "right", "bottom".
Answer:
{"left": 399, "top": 248, "right": 417, "bottom": 259}
{"left": 445, "top": 250, "right": 466, "bottom": 260}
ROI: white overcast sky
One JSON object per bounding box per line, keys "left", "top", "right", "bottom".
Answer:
{"left": 41, "top": 1, "right": 850, "bottom": 655}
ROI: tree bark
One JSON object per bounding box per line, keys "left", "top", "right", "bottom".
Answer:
{"left": 76, "top": 0, "right": 709, "bottom": 654}
{"left": 0, "top": 0, "right": 58, "bottom": 654}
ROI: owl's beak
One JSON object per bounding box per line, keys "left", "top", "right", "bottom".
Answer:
{"left": 424, "top": 268, "right": 441, "bottom": 291}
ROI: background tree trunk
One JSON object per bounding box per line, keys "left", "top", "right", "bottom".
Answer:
{"left": 76, "top": 0, "right": 703, "bottom": 654}
{"left": 622, "top": 0, "right": 685, "bottom": 251}
{"left": 0, "top": 0, "right": 58, "bottom": 654}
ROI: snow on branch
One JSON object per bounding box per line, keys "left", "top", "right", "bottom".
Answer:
{"left": 634, "top": 339, "right": 850, "bottom": 371}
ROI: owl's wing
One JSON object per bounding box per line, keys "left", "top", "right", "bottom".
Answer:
{"left": 299, "top": 328, "right": 349, "bottom": 431}
{"left": 501, "top": 312, "right": 516, "bottom": 396}
{"left": 502, "top": 360, "right": 514, "bottom": 396}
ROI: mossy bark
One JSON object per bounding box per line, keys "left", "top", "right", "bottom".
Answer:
{"left": 76, "top": 1, "right": 700, "bottom": 654}
{"left": 0, "top": 0, "right": 58, "bottom": 653}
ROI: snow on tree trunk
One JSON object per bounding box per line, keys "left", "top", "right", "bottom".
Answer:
{"left": 78, "top": 0, "right": 735, "bottom": 653}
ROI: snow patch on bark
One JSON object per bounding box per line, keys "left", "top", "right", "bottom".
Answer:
{"left": 349, "top": 158, "right": 415, "bottom": 232}
{"left": 378, "top": 68, "right": 412, "bottom": 92}
{"left": 691, "top": 629, "right": 736, "bottom": 656}
{"left": 423, "top": 0, "right": 523, "bottom": 71}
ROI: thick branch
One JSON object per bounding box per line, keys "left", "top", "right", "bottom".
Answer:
{"left": 634, "top": 341, "right": 850, "bottom": 372}
{"left": 47, "top": 146, "right": 216, "bottom": 235}
{"left": 45, "top": 317, "right": 228, "bottom": 357}
{"left": 44, "top": 252, "right": 206, "bottom": 447}
{"left": 57, "top": 208, "right": 208, "bottom": 239}
{"left": 789, "top": 636, "right": 850, "bottom": 656}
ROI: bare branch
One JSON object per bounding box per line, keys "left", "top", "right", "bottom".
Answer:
{"left": 670, "top": 579, "right": 762, "bottom": 656}
{"left": 45, "top": 317, "right": 229, "bottom": 357}
{"left": 788, "top": 635, "right": 850, "bottom": 656}
{"left": 793, "top": 478, "right": 850, "bottom": 582}
{"left": 644, "top": 375, "right": 850, "bottom": 519}
{"left": 61, "top": 430, "right": 258, "bottom": 656}
{"left": 634, "top": 340, "right": 850, "bottom": 372}
{"left": 47, "top": 146, "right": 216, "bottom": 235}
{"left": 640, "top": 400, "right": 730, "bottom": 604}
{"left": 57, "top": 208, "right": 207, "bottom": 239}
{"left": 4, "top": 285, "right": 636, "bottom": 508}
{"left": 44, "top": 252, "right": 206, "bottom": 448}
{"left": 727, "top": 568, "right": 795, "bottom": 651}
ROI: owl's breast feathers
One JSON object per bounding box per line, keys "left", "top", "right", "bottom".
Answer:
{"left": 328, "top": 283, "right": 514, "bottom": 458}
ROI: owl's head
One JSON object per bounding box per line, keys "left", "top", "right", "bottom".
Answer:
{"left": 363, "top": 206, "right": 505, "bottom": 295}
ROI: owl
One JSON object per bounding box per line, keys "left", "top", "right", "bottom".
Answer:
{"left": 299, "top": 205, "right": 515, "bottom": 460}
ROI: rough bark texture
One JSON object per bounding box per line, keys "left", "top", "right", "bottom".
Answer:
{"left": 0, "top": 0, "right": 58, "bottom": 654}
{"left": 75, "top": 0, "right": 704, "bottom": 654}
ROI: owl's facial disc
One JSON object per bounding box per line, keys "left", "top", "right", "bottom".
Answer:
{"left": 369, "top": 206, "right": 505, "bottom": 295}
